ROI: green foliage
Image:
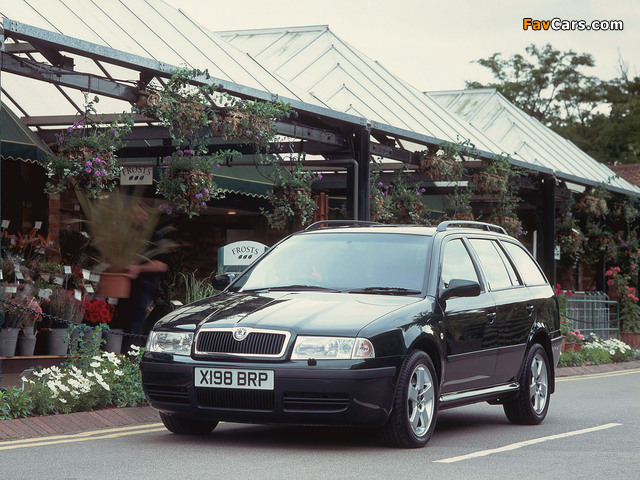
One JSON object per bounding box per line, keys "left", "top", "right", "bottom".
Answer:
{"left": 371, "top": 166, "right": 430, "bottom": 225}
{"left": 558, "top": 351, "right": 585, "bottom": 367}
{"left": 0, "top": 387, "right": 33, "bottom": 420}
{"left": 180, "top": 271, "right": 219, "bottom": 304}
{"left": 606, "top": 266, "right": 640, "bottom": 333}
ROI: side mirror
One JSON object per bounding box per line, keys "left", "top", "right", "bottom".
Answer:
{"left": 212, "top": 273, "right": 237, "bottom": 291}
{"left": 439, "top": 279, "right": 481, "bottom": 301}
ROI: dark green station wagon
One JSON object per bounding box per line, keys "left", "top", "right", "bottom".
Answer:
{"left": 141, "top": 221, "right": 561, "bottom": 448}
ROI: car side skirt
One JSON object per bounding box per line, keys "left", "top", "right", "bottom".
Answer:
{"left": 439, "top": 382, "right": 519, "bottom": 410}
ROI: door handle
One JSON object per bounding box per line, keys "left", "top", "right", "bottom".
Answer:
{"left": 487, "top": 312, "right": 497, "bottom": 323}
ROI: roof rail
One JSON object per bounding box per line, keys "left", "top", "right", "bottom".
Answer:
{"left": 304, "top": 220, "right": 382, "bottom": 231}
{"left": 436, "top": 221, "right": 508, "bottom": 235}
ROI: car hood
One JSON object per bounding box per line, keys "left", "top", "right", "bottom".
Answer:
{"left": 156, "top": 291, "right": 421, "bottom": 336}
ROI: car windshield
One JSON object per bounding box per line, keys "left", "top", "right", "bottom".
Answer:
{"left": 232, "top": 232, "right": 430, "bottom": 294}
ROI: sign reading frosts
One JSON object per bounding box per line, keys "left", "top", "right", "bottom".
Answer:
{"left": 218, "top": 241, "right": 268, "bottom": 273}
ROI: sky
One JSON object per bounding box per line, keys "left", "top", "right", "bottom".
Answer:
{"left": 166, "top": 0, "right": 640, "bottom": 92}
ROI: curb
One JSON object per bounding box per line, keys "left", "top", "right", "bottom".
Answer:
{"left": 0, "top": 405, "right": 159, "bottom": 441}
{"left": 2, "top": 361, "right": 639, "bottom": 441}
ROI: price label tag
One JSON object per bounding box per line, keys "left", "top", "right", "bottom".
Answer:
{"left": 1, "top": 220, "right": 9, "bottom": 229}
{"left": 90, "top": 273, "right": 100, "bottom": 283}
{"left": 85, "top": 284, "right": 94, "bottom": 294}
{"left": 108, "top": 298, "right": 118, "bottom": 305}
{"left": 15, "top": 271, "right": 24, "bottom": 280}
{"left": 0, "top": 271, "right": 3, "bottom": 280}
{"left": 38, "top": 289, "right": 53, "bottom": 299}
{"left": 64, "top": 265, "right": 72, "bottom": 275}
{"left": 5, "top": 286, "right": 17, "bottom": 294}
{"left": 54, "top": 276, "right": 64, "bottom": 286}
{"left": 74, "top": 290, "right": 83, "bottom": 301}
{"left": 82, "top": 269, "right": 91, "bottom": 280}
{"left": 41, "top": 273, "right": 50, "bottom": 282}
{"left": 34, "top": 221, "right": 43, "bottom": 230}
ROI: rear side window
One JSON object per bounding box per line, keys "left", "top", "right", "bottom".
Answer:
{"left": 468, "top": 239, "right": 517, "bottom": 290}
{"left": 441, "top": 239, "right": 479, "bottom": 288}
{"left": 502, "top": 242, "right": 547, "bottom": 286}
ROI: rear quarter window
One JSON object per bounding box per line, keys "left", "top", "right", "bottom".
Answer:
{"left": 502, "top": 241, "right": 547, "bottom": 286}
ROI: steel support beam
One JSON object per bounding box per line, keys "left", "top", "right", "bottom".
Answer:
{"left": 355, "top": 128, "right": 371, "bottom": 221}
{"left": 541, "top": 174, "right": 556, "bottom": 286}
{"left": 1, "top": 52, "right": 138, "bottom": 102}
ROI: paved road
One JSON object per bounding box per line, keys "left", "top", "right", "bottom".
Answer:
{"left": 2, "top": 369, "right": 639, "bottom": 480}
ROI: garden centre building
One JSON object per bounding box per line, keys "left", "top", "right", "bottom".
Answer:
{"left": 1, "top": 0, "right": 639, "bottom": 295}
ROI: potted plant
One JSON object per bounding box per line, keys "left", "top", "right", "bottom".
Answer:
{"left": 564, "top": 330, "right": 584, "bottom": 352}
{"left": 575, "top": 185, "right": 609, "bottom": 217}
{"left": 16, "top": 296, "right": 42, "bottom": 356}
{"left": 75, "top": 190, "right": 173, "bottom": 298}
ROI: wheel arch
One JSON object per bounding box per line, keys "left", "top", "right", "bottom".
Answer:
{"left": 530, "top": 329, "right": 555, "bottom": 394}
{"left": 408, "top": 335, "right": 443, "bottom": 386}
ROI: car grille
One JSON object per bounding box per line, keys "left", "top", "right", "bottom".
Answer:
{"left": 283, "top": 392, "right": 350, "bottom": 412}
{"left": 195, "top": 328, "right": 289, "bottom": 357}
{"left": 144, "top": 384, "right": 190, "bottom": 404}
{"left": 196, "top": 388, "right": 274, "bottom": 411}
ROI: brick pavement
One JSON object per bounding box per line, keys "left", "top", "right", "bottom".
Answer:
{"left": 2, "top": 360, "right": 639, "bottom": 442}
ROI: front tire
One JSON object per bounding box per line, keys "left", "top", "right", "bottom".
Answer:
{"left": 503, "top": 343, "right": 550, "bottom": 425}
{"left": 160, "top": 412, "right": 219, "bottom": 435}
{"left": 381, "top": 350, "right": 438, "bottom": 448}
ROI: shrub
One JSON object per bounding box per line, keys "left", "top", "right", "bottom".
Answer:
{"left": 558, "top": 351, "right": 585, "bottom": 367}
{"left": 0, "top": 387, "right": 33, "bottom": 419}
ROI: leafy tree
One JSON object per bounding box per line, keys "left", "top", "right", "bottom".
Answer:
{"left": 468, "top": 44, "right": 640, "bottom": 164}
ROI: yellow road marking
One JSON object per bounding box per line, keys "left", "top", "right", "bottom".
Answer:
{"left": 557, "top": 368, "right": 640, "bottom": 382}
{"left": 0, "top": 423, "right": 165, "bottom": 451}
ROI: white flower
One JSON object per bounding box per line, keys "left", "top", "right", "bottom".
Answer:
{"left": 58, "top": 398, "right": 67, "bottom": 404}
{"left": 90, "top": 362, "right": 101, "bottom": 368}
{"left": 114, "top": 370, "right": 124, "bottom": 376}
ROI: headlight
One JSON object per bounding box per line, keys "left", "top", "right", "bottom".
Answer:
{"left": 146, "top": 331, "right": 193, "bottom": 355}
{"left": 291, "top": 336, "right": 375, "bottom": 360}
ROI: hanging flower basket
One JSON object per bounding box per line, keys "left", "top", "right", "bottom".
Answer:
{"left": 575, "top": 195, "right": 608, "bottom": 216}
{"left": 486, "top": 215, "right": 523, "bottom": 237}
{"left": 474, "top": 172, "right": 508, "bottom": 194}
{"left": 418, "top": 155, "right": 463, "bottom": 181}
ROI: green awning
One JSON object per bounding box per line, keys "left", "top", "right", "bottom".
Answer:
{"left": 1, "top": 102, "right": 51, "bottom": 164}
{"left": 212, "top": 165, "right": 274, "bottom": 198}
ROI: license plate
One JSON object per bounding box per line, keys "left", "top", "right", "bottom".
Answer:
{"left": 194, "top": 367, "right": 274, "bottom": 390}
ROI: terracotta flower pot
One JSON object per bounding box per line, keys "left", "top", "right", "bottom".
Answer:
{"left": 98, "top": 272, "right": 132, "bottom": 298}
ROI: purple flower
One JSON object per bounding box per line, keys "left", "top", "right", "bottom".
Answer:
{"left": 378, "top": 182, "right": 383, "bottom": 186}
{"left": 420, "top": 188, "right": 426, "bottom": 193}
{"left": 245, "top": 130, "right": 252, "bottom": 137}
{"left": 196, "top": 193, "right": 203, "bottom": 200}
{"left": 215, "top": 164, "right": 221, "bottom": 169}
{"left": 94, "top": 171, "right": 101, "bottom": 177}
{"left": 178, "top": 150, "right": 184, "bottom": 156}
{"left": 67, "top": 127, "right": 73, "bottom": 133}
{"left": 84, "top": 168, "right": 92, "bottom": 173}
{"left": 201, "top": 202, "right": 206, "bottom": 207}
{"left": 101, "top": 169, "right": 108, "bottom": 176}
{"left": 317, "top": 173, "right": 323, "bottom": 180}
{"left": 204, "top": 189, "right": 209, "bottom": 195}
{"left": 86, "top": 161, "right": 93, "bottom": 167}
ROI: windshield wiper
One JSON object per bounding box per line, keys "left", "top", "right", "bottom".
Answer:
{"left": 244, "top": 285, "right": 341, "bottom": 293}
{"left": 345, "top": 287, "right": 422, "bottom": 295}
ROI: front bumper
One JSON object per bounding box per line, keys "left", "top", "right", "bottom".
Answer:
{"left": 140, "top": 355, "right": 399, "bottom": 428}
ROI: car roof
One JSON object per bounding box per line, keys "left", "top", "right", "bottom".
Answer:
{"left": 300, "top": 221, "right": 512, "bottom": 238}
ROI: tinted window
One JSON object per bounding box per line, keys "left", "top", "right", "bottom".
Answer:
{"left": 469, "top": 239, "right": 514, "bottom": 290}
{"left": 441, "top": 239, "right": 479, "bottom": 288}
{"left": 502, "top": 242, "right": 547, "bottom": 285}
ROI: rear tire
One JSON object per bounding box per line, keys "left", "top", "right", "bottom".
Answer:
{"left": 503, "top": 344, "right": 550, "bottom": 425}
{"left": 381, "top": 350, "right": 438, "bottom": 448}
{"left": 160, "top": 412, "right": 218, "bottom": 435}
